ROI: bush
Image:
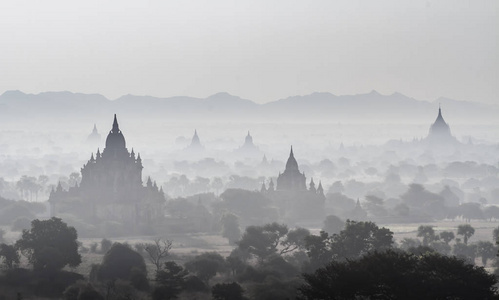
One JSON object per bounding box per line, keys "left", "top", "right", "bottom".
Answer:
{"left": 184, "top": 275, "right": 207, "bottom": 292}
{"left": 212, "top": 282, "right": 245, "bottom": 300}
{"left": 63, "top": 281, "right": 104, "bottom": 300}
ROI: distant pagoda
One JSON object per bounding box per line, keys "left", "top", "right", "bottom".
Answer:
{"left": 276, "top": 146, "right": 307, "bottom": 191}
{"left": 86, "top": 124, "right": 101, "bottom": 143}
{"left": 187, "top": 129, "right": 204, "bottom": 150}
{"left": 235, "top": 131, "right": 260, "bottom": 156}
{"left": 262, "top": 146, "right": 325, "bottom": 222}
{"left": 426, "top": 106, "right": 457, "bottom": 144}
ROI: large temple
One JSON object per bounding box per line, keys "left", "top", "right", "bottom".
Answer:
{"left": 49, "top": 115, "right": 165, "bottom": 228}
{"left": 426, "top": 106, "right": 457, "bottom": 144}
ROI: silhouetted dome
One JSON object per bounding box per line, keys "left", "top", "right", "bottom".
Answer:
{"left": 429, "top": 107, "right": 451, "bottom": 137}
{"left": 190, "top": 130, "right": 202, "bottom": 147}
{"left": 87, "top": 124, "right": 101, "bottom": 142}
{"left": 285, "top": 146, "right": 299, "bottom": 171}
{"left": 105, "top": 114, "right": 126, "bottom": 151}
{"left": 244, "top": 131, "right": 253, "bottom": 146}
{"left": 426, "top": 107, "right": 458, "bottom": 146}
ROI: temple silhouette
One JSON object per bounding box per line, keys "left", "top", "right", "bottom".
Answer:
{"left": 276, "top": 146, "right": 307, "bottom": 191}
{"left": 49, "top": 115, "right": 165, "bottom": 231}
{"left": 234, "top": 131, "right": 261, "bottom": 157}
{"left": 426, "top": 106, "right": 458, "bottom": 144}
{"left": 262, "top": 147, "right": 325, "bottom": 222}
{"left": 86, "top": 124, "right": 101, "bottom": 143}
{"left": 189, "top": 129, "right": 204, "bottom": 149}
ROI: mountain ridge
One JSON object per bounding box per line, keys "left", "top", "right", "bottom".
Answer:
{"left": 0, "top": 90, "right": 497, "bottom": 123}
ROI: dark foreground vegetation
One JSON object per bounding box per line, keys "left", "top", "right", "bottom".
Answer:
{"left": 0, "top": 217, "right": 499, "bottom": 299}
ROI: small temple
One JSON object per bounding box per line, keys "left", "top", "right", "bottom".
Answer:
{"left": 276, "top": 146, "right": 307, "bottom": 191}
{"left": 86, "top": 124, "right": 101, "bottom": 143}
{"left": 261, "top": 146, "right": 325, "bottom": 222}
{"left": 187, "top": 129, "right": 204, "bottom": 150}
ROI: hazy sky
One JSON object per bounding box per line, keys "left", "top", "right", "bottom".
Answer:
{"left": 0, "top": 0, "right": 497, "bottom": 104}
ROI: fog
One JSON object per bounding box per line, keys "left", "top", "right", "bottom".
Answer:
{"left": 1, "top": 1, "right": 499, "bottom": 299}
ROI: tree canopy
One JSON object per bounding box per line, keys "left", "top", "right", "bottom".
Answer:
{"left": 300, "top": 250, "right": 498, "bottom": 300}
{"left": 15, "top": 217, "right": 81, "bottom": 272}
{"left": 238, "top": 223, "right": 309, "bottom": 261}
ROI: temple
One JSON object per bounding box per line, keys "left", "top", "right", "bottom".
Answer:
{"left": 235, "top": 131, "right": 260, "bottom": 157}
{"left": 187, "top": 129, "right": 204, "bottom": 150}
{"left": 426, "top": 106, "right": 457, "bottom": 144}
{"left": 49, "top": 115, "right": 165, "bottom": 229}
{"left": 86, "top": 124, "right": 101, "bottom": 143}
{"left": 276, "top": 147, "right": 307, "bottom": 191}
{"left": 262, "top": 147, "right": 325, "bottom": 222}
{"left": 243, "top": 131, "right": 255, "bottom": 148}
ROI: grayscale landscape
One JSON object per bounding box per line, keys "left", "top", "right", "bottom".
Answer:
{"left": 0, "top": 1, "right": 497, "bottom": 299}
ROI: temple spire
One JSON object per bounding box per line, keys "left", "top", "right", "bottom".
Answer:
{"left": 112, "top": 114, "right": 119, "bottom": 132}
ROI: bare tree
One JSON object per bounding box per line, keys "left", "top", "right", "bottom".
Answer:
{"left": 145, "top": 238, "right": 173, "bottom": 272}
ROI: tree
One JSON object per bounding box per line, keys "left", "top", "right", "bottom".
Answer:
{"left": 185, "top": 252, "right": 226, "bottom": 284}
{"left": 457, "top": 224, "right": 475, "bottom": 245}
{"left": 417, "top": 225, "right": 438, "bottom": 246}
{"left": 226, "top": 249, "right": 248, "bottom": 276}
{"left": 453, "top": 242, "right": 477, "bottom": 264}
{"left": 493, "top": 226, "right": 499, "bottom": 242}
{"left": 439, "top": 231, "right": 455, "bottom": 244}
{"left": 280, "top": 227, "right": 310, "bottom": 255}
{"left": 97, "top": 243, "right": 148, "bottom": 290}
{"left": 484, "top": 206, "right": 499, "bottom": 221}
{"left": 329, "top": 220, "right": 393, "bottom": 260}
{"left": 238, "top": 223, "right": 309, "bottom": 261}
{"left": 428, "top": 240, "right": 452, "bottom": 255}
{"left": 299, "top": 250, "right": 498, "bottom": 300}
{"left": 16, "top": 175, "right": 41, "bottom": 201}
{"left": 476, "top": 241, "right": 497, "bottom": 266}
{"left": 304, "top": 231, "right": 333, "bottom": 271}
{"left": 153, "top": 261, "right": 189, "bottom": 300}
{"left": 0, "top": 243, "right": 20, "bottom": 269}
{"left": 322, "top": 215, "right": 344, "bottom": 235}
{"left": 15, "top": 217, "right": 81, "bottom": 272}
{"left": 458, "top": 202, "right": 484, "bottom": 222}
{"left": 238, "top": 223, "right": 288, "bottom": 260}
{"left": 212, "top": 282, "right": 245, "bottom": 300}
{"left": 221, "top": 213, "right": 241, "bottom": 245}
{"left": 398, "top": 238, "right": 421, "bottom": 251}
{"left": 304, "top": 221, "right": 393, "bottom": 271}
{"left": 143, "top": 238, "right": 173, "bottom": 273}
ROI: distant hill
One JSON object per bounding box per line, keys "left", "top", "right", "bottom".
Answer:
{"left": 0, "top": 90, "right": 497, "bottom": 124}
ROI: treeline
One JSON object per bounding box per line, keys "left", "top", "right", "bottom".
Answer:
{"left": 0, "top": 218, "right": 498, "bottom": 299}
